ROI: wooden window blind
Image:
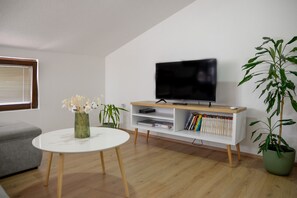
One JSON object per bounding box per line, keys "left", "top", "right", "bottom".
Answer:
{"left": 0, "top": 57, "right": 38, "bottom": 111}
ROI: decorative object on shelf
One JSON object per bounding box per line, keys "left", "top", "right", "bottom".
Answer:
{"left": 99, "top": 104, "right": 128, "bottom": 128}
{"left": 62, "top": 95, "right": 101, "bottom": 138}
{"left": 238, "top": 36, "right": 297, "bottom": 175}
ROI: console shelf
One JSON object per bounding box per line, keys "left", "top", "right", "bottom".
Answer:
{"left": 132, "top": 112, "right": 174, "bottom": 121}
{"left": 131, "top": 101, "right": 247, "bottom": 167}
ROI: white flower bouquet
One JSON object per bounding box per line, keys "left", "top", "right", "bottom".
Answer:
{"left": 62, "top": 95, "right": 101, "bottom": 114}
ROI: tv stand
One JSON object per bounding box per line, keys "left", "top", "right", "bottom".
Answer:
{"left": 130, "top": 101, "right": 247, "bottom": 167}
{"left": 156, "top": 99, "right": 167, "bottom": 104}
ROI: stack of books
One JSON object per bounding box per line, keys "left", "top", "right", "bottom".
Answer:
{"left": 137, "top": 119, "right": 156, "bottom": 127}
{"left": 154, "top": 121, "right": 173, "bottom": 129}
{"left": 137, "top": 119, "right": 173, "bottom": 129}
{"left": 184, "top": 113, "right": 203, "bottom": 131}
{"left": 184, "top": 113, "right": 233, "bottom": 137}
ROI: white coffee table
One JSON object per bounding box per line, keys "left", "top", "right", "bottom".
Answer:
{"left": 32, "top": 127, "right": 130, "bottom": 198}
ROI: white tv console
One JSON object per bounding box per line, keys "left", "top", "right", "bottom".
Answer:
{"left": 131, "top": 101, "right": 247, "bottom": 166}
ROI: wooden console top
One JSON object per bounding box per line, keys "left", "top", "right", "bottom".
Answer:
{"left": 131, "top": 101, "right": 246, "bottom": 114}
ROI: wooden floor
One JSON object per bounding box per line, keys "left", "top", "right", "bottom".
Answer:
{"left": 1, "top": 134, "right": 297, "bottom": 198}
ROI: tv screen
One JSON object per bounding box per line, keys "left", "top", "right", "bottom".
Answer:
{"left": 155, "top": 59, "right": 217, "bottom": 102}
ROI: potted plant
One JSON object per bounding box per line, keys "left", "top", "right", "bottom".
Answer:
{"left": 99, "top": 104, "right": 128, "bottom": 128}
{"left": 238, "top": 36, "right": 297, "bottom": 175}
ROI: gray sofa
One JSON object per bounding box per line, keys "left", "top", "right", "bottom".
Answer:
{"left": 0, "top": 121, "right": 42, "bottom": 178}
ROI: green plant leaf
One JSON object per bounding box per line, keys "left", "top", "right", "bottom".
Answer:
{"left": 255, "top": 50, "right": 268, "bottom": 55}
{"left": 277, "top": 41, "right": 283, "bottom": 58}
{"left": 259, "top": 89, "right": 266, "bottom": 99}
{"left": 262, "top": 37, "right": 275, "bottom": 45}
{"left": 118, "top": 107, "right": 128, "bottom": 111}
{"left": 275, "top": 39, "right": 283, "bottom": 48}
{"left": 287, "top": 80, "right": 295, "bottom": 90}
{"left": 262, "top": 37, "right": 271, "bottom": 40}
{"left": 288, "top": 91, "right": 297, "bottom": 112}
{"left": 255, "top": 46, "right": 263, "bottom": 50}
{"left": 289, "top": 71, "right": 297, "bottom": 76}
{"left": 251, "top": 130, "right": 258, "bottom": 138}
{"left": 280, "top": 68, "right": 287, "bottom": 83}
{"left": 250, "top": 120, "right": 260, "bottom": 126}
{"left": 263, "top": 135, "right": 271, "bottom": 151}
{"left": 279, "top": 136, "right": 290, "bottom": 147}
{"left": 287, "top": 56, "right": 297, "bottom": 64}
{"left": 248, "top": 56, "right": 260, "bottom": 63}
{"left": 238, "top": 74, "right": 253, "bottom": 86}
{"left": 268, "top": 64, "right": 278, "bottom": 79}
{"left": 264, "top": 91, "right": 272, "bottom": 103}
{"left": 253, "top": 133, "right": 262, "bottom": 143}
{"left": 287, "top": 36, "right": 297, "bottom": 45}
{"left": 269, "top": 47, "right": 275, "bottom": 60}
{"left": 274, "top": 119, "right": 296, "bottom": 129}
{"left": 289, "top": 47, "right": 297, "bottom": 53}
{"left": 281, "top": 120, "right": 296, "bottom": 126}
{"left": 291, "top": 98, "right": 297, "bottom": 112}
{"left": 266, "top": 92, "right": 276, "bottom": 113}
{"left": 242, "top": 61, "right": 264, "bottom": 70}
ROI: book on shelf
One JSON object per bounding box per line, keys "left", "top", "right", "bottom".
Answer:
{"left": 184, "top": 113, "right": 234, "bottom": 137}
{"left": 184, "top": 113, "right": 195, "bottom": 130}
{"left": 189, "top": 115, "right": 198, "bottom": 130}
{"left": 194, "top": 114, "right": 202, "bottom": 131}
{"left": 200, "top": 115, "right": 233, "bottom": 137}
{"left": 197, "top": 115, "right": 203, "bottom": 131}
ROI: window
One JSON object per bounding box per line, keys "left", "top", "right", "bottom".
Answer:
{"left": 0, "top": 57, "right": 38, "bottom": 111}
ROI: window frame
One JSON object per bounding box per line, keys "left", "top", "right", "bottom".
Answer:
{"left": 0, "top": 57, "right": 38, "bottom": 111}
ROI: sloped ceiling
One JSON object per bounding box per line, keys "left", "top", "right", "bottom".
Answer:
{"left": 0, "top": 0, "right": 195, "bottom": 56}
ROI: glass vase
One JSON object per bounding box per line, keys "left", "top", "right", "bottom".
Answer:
{"left": 74, "top": 112, "right": 90, "bottom": 138}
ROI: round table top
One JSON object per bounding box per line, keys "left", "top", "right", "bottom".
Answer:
{"left": 32, "top": 127, "right": 130, "bottom": 153}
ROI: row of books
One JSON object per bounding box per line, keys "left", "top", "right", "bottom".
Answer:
{"left": 185, "top": 113, "right": 233, "bottom": 136}
{"left": 137, "top": 119, "right": 173, "bottom": 129}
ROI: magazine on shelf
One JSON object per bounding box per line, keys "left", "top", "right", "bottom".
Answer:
{"left": 184, "top": 113, "right": 195, "bottom": 129}
{"left": 137, "top": 119, "right": 156, "bottom": 127}
{"left": 154, "top": 121, "right": 173, "bottom": 129}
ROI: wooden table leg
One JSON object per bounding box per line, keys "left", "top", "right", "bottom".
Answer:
{"left": 236, "top": 143, "right": 241, "bottom": 161}
{"left": 100, "top": 151, "right": 106, "bottom": 174}
{"left": 44, "top": 152, "right": 53, "bottom": 187}
{"left": 227, "top": 145, "right": 233, "bottom": 167}
{"left": 134, "top": 128, "right": 138, "bottom": 145}
{"left": 115, "top": 147, "right": 129, "bottom": 197}
{"left": 57, "top": 153, "right": 64, "bottom": 198}
{"left": 146, "top": 130, "right": 150, "bottom": 143}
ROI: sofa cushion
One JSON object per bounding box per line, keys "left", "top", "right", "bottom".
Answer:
{"left": 0, "top": 121, "right": 42, "bottom": 142}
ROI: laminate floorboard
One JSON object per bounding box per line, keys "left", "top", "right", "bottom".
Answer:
{"left": 1, "top": 135, "right": 296, "bottom": 198}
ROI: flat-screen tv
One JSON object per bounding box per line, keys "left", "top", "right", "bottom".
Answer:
{"left": 155, "top": 59, "right": 217, "bottom": 102}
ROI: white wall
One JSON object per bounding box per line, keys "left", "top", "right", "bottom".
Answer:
{"left": 0, "top": 46, "right": 105, "bottom": 132}
{"left": 105, "top": 0, "right": 297, "bottom": 158}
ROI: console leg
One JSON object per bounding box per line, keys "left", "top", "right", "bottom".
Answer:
{"left": 134, "top": 128, "right": 138, "bottom": 145}
{"left": 227, "top": 145, "right": 233, "bottom": 167}
{"left": 236, "top": 143, "right": 241, "bottom": 161}
{"left": 146, "top": 130, "right": 150, "bottom": 143}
